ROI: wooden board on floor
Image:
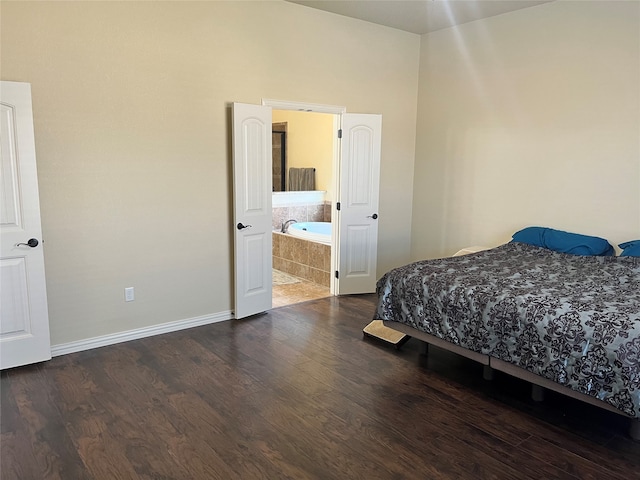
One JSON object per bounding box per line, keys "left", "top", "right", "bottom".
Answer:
{"left": 363, "top": 320, "right": 409, "bottom": 348}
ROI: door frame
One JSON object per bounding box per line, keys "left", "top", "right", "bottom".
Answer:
{"left": 262, "top": 99, "right": 346, "bottom": 115}
{"left": 262, "top": 99, "right": 346, "bottom": 294}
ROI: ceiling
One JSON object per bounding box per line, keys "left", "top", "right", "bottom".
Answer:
{"left": 286, "top": 0, "right": 553, "bottom": 35}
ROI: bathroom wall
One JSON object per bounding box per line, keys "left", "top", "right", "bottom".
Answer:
{"left": 272, "top": 110, "right": 334, "bottom": 197}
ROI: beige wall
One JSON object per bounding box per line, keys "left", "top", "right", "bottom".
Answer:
{"left": 1, "top": 1, "right": 419, "bottom": 345}
{"left": 272, "top": 109, "right": 334, "bottom": 196}
{"left": 411, "top": 1, "right": 640, "bottom": 259}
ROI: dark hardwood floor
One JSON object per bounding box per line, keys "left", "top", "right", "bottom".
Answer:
{"left": 1, "top": 294, "right": 638, "bottom": 479}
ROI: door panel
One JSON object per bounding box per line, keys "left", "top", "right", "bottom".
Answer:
{"left": 243, "top": 233, "right": 267, "bottom": 292}
{"left": 1, "top": 81, "right": 51, "bottom": 369}
{"left": 232, "top": 103, "right": 272, "bottom": 318}
{"left": 1, "top": 257, "right": 30, "bottom": 335}
{"left": 336, "top": 114, "right": 381, "bottom": 295}
{"left": 344, "top": 225, "right": 370, "bottom": 274}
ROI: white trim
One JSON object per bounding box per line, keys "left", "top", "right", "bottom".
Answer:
{"left": 262, "top": 98, "right": 346, "bottom": 114}
{"left": 50, "top": 310, "right": 233, "bottom": 357}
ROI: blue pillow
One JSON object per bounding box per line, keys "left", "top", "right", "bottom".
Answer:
{"left": 511, "top": 226, "right": 614, "bottom": 256}
{"left": 619, "top": 240, "right": 640, "bottom": 257}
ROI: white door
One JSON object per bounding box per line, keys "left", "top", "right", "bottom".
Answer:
{"left": 0, "top": 81, "right": 51, "bottom": 369}
{"left": 232, "top": 103, "right": 272, "bottom": 319}
{"left": 335, "top": 114, "right": 382, "bottom": 295}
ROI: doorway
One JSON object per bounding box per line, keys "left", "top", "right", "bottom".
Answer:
{"left": 232, "top": 101, "right": 381, "bottom": 319}
{"left": 270, "top": 109, "right": 335, "bottom": 308}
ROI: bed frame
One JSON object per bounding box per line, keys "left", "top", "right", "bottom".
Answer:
{"left": 383, "top": 320, "right": 640, "bottom": 441}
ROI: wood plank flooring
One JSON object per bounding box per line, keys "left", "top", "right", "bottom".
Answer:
{"left": 1, "top": 294, "right": 638, "bottom": 479}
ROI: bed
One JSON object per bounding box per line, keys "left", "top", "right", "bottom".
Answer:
{"left": 374, "top": 241, "right": 640, "bottom": 439}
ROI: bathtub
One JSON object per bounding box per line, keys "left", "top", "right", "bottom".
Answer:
{"left": 288, "top": 222, "right": 332, "bottom": 245}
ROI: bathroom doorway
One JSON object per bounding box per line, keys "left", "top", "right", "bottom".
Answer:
{"left": 232, "top": 100, "right": 381, "bottom": 317}
{"left": 270, "top": 109, "right": 335, "bottom": 308}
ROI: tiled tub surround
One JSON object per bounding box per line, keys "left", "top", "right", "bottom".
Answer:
{"left": 273, "top": 232, "right": 331, "bottom": 287}
{"left": 272, "top": 191, "right": 331, "bottom": 231}
{"left": 272, "top": 204, "right": 330, "bottom": 231}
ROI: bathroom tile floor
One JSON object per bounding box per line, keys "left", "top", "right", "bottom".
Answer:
{"left": 272, "top": 274, "right": 331, "bottom": 308}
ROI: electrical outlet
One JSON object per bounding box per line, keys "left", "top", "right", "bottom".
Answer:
{"left": 125, "top": 287, "right": 135, "bottom": 302}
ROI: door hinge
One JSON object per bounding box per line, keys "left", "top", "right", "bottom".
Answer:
{"left": 336, "top": 202, "right": 341, "bottom": 211}
{"left": 335, "top": 271, "right": 339, "bottom": 279}
{"left": 338, "top": 129, "right": 342, "bottom": 139}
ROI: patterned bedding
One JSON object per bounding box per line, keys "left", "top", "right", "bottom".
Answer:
{"left": 374, "top": 242, "right": 640, "bottom": 418}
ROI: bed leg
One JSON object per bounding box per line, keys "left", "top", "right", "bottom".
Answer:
{"left": 483, "top": 365, "right": 494, "bottom": 381}
{"left": 421, "top": 342, "right": 429, "bottom": 356}
{"left": 630, "top": 419, "right": 640, "bottom": 441}
{"left": 531, "top": 384, "right": 545, "bottom": 402}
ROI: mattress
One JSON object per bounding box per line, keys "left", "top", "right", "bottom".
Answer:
{"left": 374, "top": 242, "right": 640, "bottom": 418}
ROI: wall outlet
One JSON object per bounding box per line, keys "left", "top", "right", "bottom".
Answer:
{"left": 124, "top": 287, "right": 135, "bottom": 302}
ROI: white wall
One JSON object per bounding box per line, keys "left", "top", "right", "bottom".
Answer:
{"left": 1, "top": 1, "right": 419, "bottom": 346}
{"left": 411, "top": 1, "right": 640, "bottom": 259}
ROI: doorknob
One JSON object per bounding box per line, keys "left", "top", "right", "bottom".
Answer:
{"left": 237, "top": 223, "right": 252, "bottom": 230}
{"left": 17, "top": 238, "right": 39, "bottom": 248}
{"left": 367, "top": 213, "right": 378, "bottom": 220}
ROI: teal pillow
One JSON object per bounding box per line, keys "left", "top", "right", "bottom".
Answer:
{"left": 619, "top": 240, "right": 640, "bottom": 257}
{"left": 511, "top": 226, "right": 614, "bottom": 256}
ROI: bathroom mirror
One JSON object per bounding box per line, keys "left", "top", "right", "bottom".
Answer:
{"left": 271, "top": 110, "right": 333, "bottom": 193}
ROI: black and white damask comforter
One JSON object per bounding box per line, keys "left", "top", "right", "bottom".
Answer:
{"left": 374, "top": 242, "right": 640, "bottom": 418}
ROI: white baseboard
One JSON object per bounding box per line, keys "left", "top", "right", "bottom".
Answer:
{"left": 50, "top": 310, "right": 233, "bottom": 357}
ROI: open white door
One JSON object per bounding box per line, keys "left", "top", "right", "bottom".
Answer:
{"left": 335, "top": 114, "right": 382, "bottom": 295}
{"left": 1, "top": 81, "right": 51, "bottom": 369}
{"left": 232, "top": 103, "right": 272, "bottom": 318}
